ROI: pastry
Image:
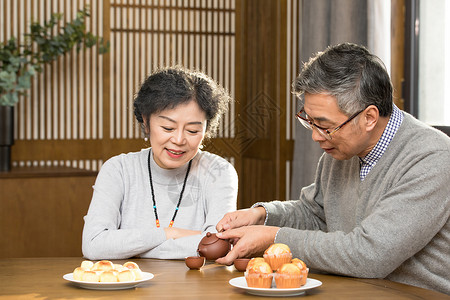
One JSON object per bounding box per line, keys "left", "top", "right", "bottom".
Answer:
{"left": 82, "top": 270, "right": 100, "bottom": 282}
{"left": 244, "top": 260, "right": 273, "bottom": 288}
{"left": 80, "top": 260, "right": 94, "bottom": 270}
{"left": 93, "top": 260, "right": 114, "bottom": 271}
{"left": 263, "top": 243, "right": 292, "bottom": 271}
{"left": 99, "top": 270, "right": 118, "bottom": 282}
{"left": 113, "top": 264, "right": 125, "bottom": 271}
{"left": 245, "top": 257, "right": 266, "bottom": 272}
{"left": 123, "top": 261, "right": 142, "bottom": 280}
{"left": 118, "top": 269, "right": 136, "bottom": 282}
{"left": 71, "top": 260, "right": 142, "bottom": 282}
{"left": 73, "top": 267, "right": 85, "bottom": 281}
{"left": 274, "top": 263, "right": 303, "bottom": 288}
{"left": 291, "top": 258, "right": 308, "bottom": 285}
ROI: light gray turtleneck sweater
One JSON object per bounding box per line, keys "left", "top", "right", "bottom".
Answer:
{"left": 264, "top": 113, "right": 450, "bottom": 294}
{"left": 82, "top": 149, "right": 238, "bottom": 260}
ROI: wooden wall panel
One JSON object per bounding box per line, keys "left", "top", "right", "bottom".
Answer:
{"left": 0, "top": 169, "right": 96, "bottom": 258}
{"left": 236, "top": 0, "right": 296, "bottom": 207}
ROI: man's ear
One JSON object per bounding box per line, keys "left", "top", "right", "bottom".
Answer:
{"left": 362, "top": 105, "right": 379, "bottom": 132}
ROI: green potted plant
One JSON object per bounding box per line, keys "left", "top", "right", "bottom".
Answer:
{"left": 0, "top": 6, "right": 108, "bottom": 172}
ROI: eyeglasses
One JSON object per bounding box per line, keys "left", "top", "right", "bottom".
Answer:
{"left": 295, "top": 107, "right": 366, "bottom": 140}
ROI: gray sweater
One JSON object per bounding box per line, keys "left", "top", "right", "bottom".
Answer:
{"left": 264, "top": 113, "right": 450, "bottom": 294}
{"left": 82, "top": 149, "right": 238, "bottom": 260}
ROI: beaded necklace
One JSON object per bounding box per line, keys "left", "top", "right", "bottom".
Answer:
{"left": 147, "top": 151, "right": 192, "bottom": 228}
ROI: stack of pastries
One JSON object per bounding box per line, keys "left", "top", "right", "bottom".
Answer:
{"left": 244, "top": 243, "right": 309, "bottom": 289}
{"left": 72, "top": 260, "right": 143, "bottom": 282}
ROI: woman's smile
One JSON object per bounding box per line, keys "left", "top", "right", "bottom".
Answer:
{"left": 166, "top": 148, "right": 186, "bottom": 157}
{"left": 148, "top": 100, "right": 207, "bottom": 169}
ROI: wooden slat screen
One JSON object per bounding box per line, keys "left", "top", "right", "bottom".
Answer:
{"left": 109, "top": 0, "right": 236, "bottom": 141}
{"left": 1, "top": 0, "right": 105, "bottom": 170}
{"left": 2, "top": 0, "right": 236, "bottom": 171}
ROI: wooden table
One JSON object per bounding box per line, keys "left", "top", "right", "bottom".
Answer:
{"left": 0, "top": 257, "right": 448, "bottom": 299}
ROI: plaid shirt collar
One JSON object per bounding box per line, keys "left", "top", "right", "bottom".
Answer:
{"left": 359, "top": 104, "right": 404, "bottom": 181}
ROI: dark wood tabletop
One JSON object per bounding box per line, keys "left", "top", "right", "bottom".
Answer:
{"left": 0, "top": 257, "right": 448, "bottom": 299}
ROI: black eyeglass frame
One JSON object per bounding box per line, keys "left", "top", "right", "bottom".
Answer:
{"left": 295, "top": 107, "right": 366, "bottom": 140}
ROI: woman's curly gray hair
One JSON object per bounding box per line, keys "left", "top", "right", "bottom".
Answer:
{"left": 134, "top": 66, "right": 231, "bottom": 138}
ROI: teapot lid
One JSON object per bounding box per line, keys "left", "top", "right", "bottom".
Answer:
{"left": 199, "top": 232, "right": 220, "bottom": 245}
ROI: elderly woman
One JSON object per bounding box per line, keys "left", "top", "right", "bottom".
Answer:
{"left": 82, "top": 66, "right": 238, "bottom": 260}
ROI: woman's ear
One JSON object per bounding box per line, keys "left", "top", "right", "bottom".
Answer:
{"left": 141, "top": 116, "right": 151, "bottom": 143}
{"left": 363, "top": 105, "right": 379, "bottom": 132}
{"left": 142, "top": 116, "right": 150, "bottom": 134}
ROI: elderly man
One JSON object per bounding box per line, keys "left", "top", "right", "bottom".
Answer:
{"left": 216, "top": 43, "right": 450, "bottom": 294}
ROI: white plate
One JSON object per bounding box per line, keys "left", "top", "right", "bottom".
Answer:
{"left": 229, "top": 276, "right": 322, "bottom": 297}
{"left": 63, "top": 272, "right": 154, "bottom": 290}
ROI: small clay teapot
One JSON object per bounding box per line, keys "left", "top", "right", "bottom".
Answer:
{"left": 197, "top": 232, "right": 231, "bottom": 260}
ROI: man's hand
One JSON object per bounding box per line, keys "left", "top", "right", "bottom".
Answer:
{"left": 216, "top": 207, "right": 267, "bottom": 232}
{"left": 164, "top": 227, "right": 201, "bottom": 240}
{"left": 215, "top": 225, "right": 280, "bottom": 265}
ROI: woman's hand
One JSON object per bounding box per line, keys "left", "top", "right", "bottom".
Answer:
{"left": 164, "top": 227, "right": 201, "bottom": 240}
{"left": 216, "top": 207, "right": 267, "bottom": 232}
